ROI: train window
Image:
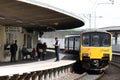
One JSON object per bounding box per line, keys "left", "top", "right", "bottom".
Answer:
{"left": 82, "top": 34, "right": 90, "bottom": 46}
{"left": 102, "top": 33, "right": 111, "bottom": 46}
{"left": 91, "top": 34, "right": 100, "bottom": 46}
{"left": 69, "top": 38, "right": 74, "bottom": 50}
{"left": 75, "top": 37, "right": 80, "bottom": 50}
{"left": 82, "top": 32, "right": 111, "bottom": 47}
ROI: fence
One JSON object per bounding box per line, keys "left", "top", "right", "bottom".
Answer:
{"left": 112, "top": 53, "right": 120, "bottom": 64}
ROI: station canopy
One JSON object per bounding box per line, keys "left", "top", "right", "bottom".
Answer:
{"left": 0, "top": 0, "right": 84, "bottom": 32}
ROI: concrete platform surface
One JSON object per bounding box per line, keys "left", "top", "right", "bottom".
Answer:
{"left": 0, "top": 51, "right": 76, "bottom": 76}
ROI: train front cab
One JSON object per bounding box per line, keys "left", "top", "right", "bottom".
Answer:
{"left": 80, "top": 31, "right": 112, "bottom": 71}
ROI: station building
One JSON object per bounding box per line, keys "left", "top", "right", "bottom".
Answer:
{"left": 0, "top": 0, "right": 84, "bottom": 62}
{"left": 0, "top": 26, "right": 39, "bottom": 61}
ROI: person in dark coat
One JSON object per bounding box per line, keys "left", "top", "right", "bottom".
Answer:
{"left": 42, "top": 42, "right": 47, "bottom": 60}
{"left": 36, "top": 40, "right": 43, "bottom": 61}
{"left": 53, "top": 37, "right": 60, "bottom": 61}
{"left": 21, "top": 44, "right": 32, "bottom": 60}
{"left": 31, "top": 48, "right": 36, "bottom": 60}
{"left": 10, "top": 40, "right": 18, "bottom": 62}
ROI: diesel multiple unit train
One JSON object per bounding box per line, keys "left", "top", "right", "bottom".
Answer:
{"left": 65, "top": 30, "right": 112, "bottom": 71}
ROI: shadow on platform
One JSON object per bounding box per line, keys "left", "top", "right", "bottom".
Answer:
{"left": 0, "top": 51, "right": 78, "bottom": 66}
{"left": 0, "top": 51, "right": 56, "bottom": 66}
{"left": 61, "top": 54, "right": 78, "bottom": 60}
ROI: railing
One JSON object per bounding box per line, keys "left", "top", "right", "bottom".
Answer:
{"left": 0, "top": 61, "right": 75, "bottom": 80}
{"left": 112, "top": 53, "right": 120, "bottom": 64}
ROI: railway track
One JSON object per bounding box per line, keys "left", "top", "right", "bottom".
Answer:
{"left": 54, "top": 72, "right": 104, "bottom": 80}
{"left": 77, "top": 72, "right": 104, "bottom": 80}
{"left": 99, "top": 63, "right": 120, "bottom": 80}
{"left": 54, "top": 53, "right": 120, "bottom": 80}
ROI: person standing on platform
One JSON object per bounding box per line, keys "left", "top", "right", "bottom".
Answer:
{"left": 42, "top": 42, "right": 47, "bottom": 60}
{"left": 36, "top": 40, "right": 43, "bottom": 61}
{"left": 10, "top": 40, "right": 18, "bottom": 62}
{"left": 53, "top": 37, "right": 60, "bottom": 61}
{"left": 31, "top": 48, "right": 36, "bottom": 60}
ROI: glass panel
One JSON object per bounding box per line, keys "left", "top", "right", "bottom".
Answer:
{"left": 102, "top": 33, "right": 111, "bottom": 46}
{"left": 75, "top": 37, "right": 80, "bottom": 50}
{"left": 82, "top": 32, "right": 111, "bottom": 47}
{"left": 112, "top": 37, "right": 115, "bottom": 45}
{"left": 69, "top": 38, "right": 74, "bottom": 50}
{"left": 117, "top": 37, "right": 120, "bottom": 45}
{"left": 91, "top": 34, "right": 100, "bottom": 46}
{"left": 82, "top": 34, "right": 90, "bottom": 46}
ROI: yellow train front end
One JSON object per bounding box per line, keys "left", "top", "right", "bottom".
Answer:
{"left": 80, "top": 31, "right": 112, "bottom": 70}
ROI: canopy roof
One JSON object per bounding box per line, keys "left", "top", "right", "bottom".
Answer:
{"left": 0, "top": 0, "right": 84, "bottom": 32}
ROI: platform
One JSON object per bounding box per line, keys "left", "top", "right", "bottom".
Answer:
{"left": 0, "top": 51, "right": 76, "bottom": 77}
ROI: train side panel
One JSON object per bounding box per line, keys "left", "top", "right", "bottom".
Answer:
{"left": 65, "top": 35, "right": 80, "bottom": 55}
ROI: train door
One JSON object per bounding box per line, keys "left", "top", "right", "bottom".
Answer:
{"left": 74, "top": 37, "right": 80, "bottom": 54}
{"left": 69, "top": 37, "right": 74, "bottom": 51}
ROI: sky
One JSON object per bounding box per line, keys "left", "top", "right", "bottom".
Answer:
{"left": 39, "top": 0, "right": 120, "bottom": 29}
{"left": 20, "top": 0, "right": 120, "bottom": 29}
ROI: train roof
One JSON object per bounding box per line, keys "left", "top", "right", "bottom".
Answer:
{"left": 65, "top": 29, "right": 111, "bottom": 38}
{"left": 82, "top": 29, "right": 107, "bottom": 32}
{"left": 80, "top": 29, "right": 111, "bottom": 34}
{"left": 65, "top": 30, "right": 111, "bottom": 38}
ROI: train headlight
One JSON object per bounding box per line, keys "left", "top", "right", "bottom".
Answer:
{"left": 103, "top": 54, "right": 109, "bottom": 57}
{"left": 82, "top": 53, "right": 89, "bottom": 57}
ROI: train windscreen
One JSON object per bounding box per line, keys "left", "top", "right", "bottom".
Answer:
{"left": 82, "top": 32, "right": 111, "bottom": 47}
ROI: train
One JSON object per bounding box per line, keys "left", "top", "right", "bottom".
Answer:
{"left": 65, "top": 30, "right": 112, "bottom": 71}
